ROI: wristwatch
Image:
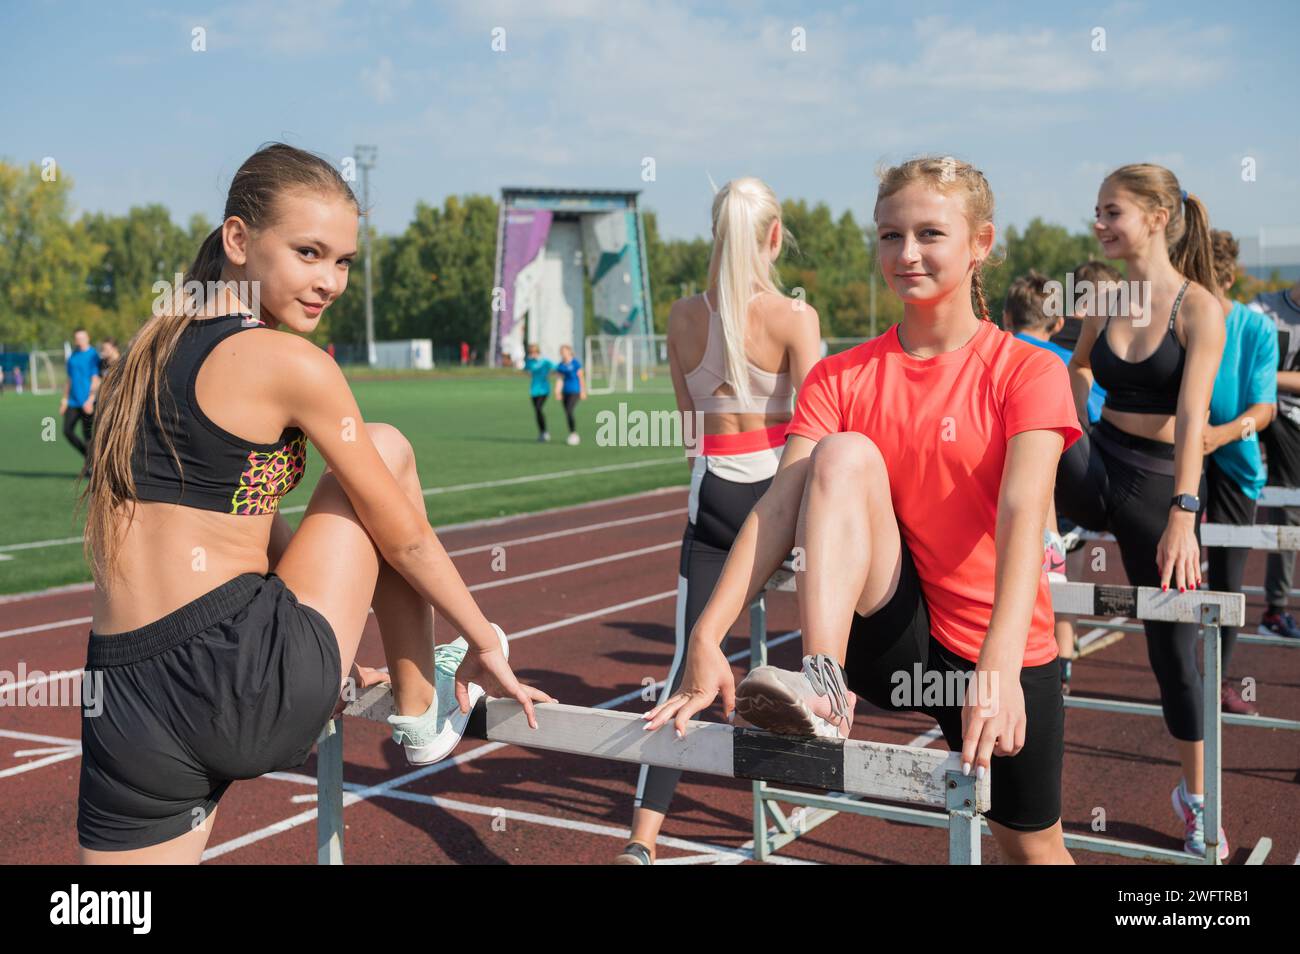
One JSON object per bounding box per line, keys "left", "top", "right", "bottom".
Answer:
{"left": 1170, "top": 493, "right": 1201, "bottom": 513}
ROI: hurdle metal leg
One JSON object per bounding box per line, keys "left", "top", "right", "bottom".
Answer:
{"left": 946, "top": 770, "right": 981, "bottom": 865}
{"left": 1202, "top": 603, "right": 1224, "bottom": 865}
{"left": 316, "top": 718, "right": 345, "bottom": 865}
{"left": 749, "top": 594, "right": 769, "bottom": 861}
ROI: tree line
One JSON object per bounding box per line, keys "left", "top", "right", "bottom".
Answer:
{"left": 0, "top": 159, "right": 1286, "bottom": 355}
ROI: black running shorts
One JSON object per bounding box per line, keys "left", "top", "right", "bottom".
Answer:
{"left": 842, "top": 535, "right": 1065, "bottom": 832}
{"left": 78, "top": 572, "right": 342, "bottom": 851}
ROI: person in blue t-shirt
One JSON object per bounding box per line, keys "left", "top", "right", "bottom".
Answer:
{"left": 553, "top": 344, "right": 587, "bottom": 446}
{"left": 1205, "top": 230, "right": 1278, "bottom": 715}
{"left": 61, "top": 328, "right": 102, "bottom": 478}
{"left": 523, "top": 343, "right": 556, "bottom": 442}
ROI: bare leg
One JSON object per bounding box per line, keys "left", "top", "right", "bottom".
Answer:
{"left": 627, "top": 809, "right": 665, "bottom": 861}
{"left": 989, "top": 819, "right": 1075, "bottom": 864}
{"left": 81, "top": 806, "right": 221, "bottom": 865}
{"left": 796, "top": 433, "right": 906, "bottom": 665}
{"left": 1178, "top": 740, "right": 1203, "bottom": 795}
{"left": 274, "top": 421, "right": 437, "bottom": 715}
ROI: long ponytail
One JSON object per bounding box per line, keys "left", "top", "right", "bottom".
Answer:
{"left": 708, "top": 178, "right": 789, "bottom": 408}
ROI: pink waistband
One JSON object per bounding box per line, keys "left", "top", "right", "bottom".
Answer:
{"left": 700, "top": 423, "right": 789, "bottom": 456}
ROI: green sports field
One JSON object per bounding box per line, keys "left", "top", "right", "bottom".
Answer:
{"left": 0, "top": 373, "right": 687, "bottom": 595}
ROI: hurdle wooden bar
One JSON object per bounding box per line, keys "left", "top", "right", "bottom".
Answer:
{"left": 313, "top": 674, "right": 990, "bottom": 865}
{"left": 1065, "top": 526, "right": 1300, "bottom": 730}
{"left": 1257, "top": 486, "right": 1300, "bottom": 508}
{"left": 749, "top": 570, "right": 1275, "bottom": 864}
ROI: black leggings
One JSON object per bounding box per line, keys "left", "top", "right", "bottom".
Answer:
{"left": 562, "top": 392, "right": 579, "bottom": 433}
{"left": 531, "top": 394, "right": 548, "bottom": 435}
{"left": 1205, "top": 456, "right": 1255, "bottom": 674}
{"left": 64, "top": 405, "right": 93, "bottom": 457}
{"left": 1055, "top": 417, "right": 1207, "bottom": 742}
{"left": 634, "top": 463, "right": 773, "bottom": 816}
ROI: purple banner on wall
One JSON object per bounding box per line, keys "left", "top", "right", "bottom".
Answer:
{"left": 499, "top": 209, "right": 554, "bottom": 342}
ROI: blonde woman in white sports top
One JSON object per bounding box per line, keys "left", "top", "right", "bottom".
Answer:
{"left": 615, "top": 177, "right": 821, "bottom": 864}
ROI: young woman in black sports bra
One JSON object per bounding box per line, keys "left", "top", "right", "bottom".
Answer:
{"left": 75, "top": 143, "right": 553, "bottom": 863}
{"left": 1056, "top": 163, "right": 1229, "bottom": 859}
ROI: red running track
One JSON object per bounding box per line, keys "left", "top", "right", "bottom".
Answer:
{"left": 0, "top": 486, "right": 1295, "bottom": 865}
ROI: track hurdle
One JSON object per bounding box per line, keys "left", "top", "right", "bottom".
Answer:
{"left": 1257, "top": 486, "right": 1300, "bottom": 508}
{"left": 1067, "top": 527, "right": 1300, "bottom": 730}
{"left": 313, "top": 671, "right": 990, "bottom": 865}
{"left": 748, "top": 570, "right": 1274, "bottom": 864}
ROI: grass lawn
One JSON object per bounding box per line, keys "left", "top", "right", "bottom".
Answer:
{"left": 0, "top": 376, "right": 687, "bottom": 595}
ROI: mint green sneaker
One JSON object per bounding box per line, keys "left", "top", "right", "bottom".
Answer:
{"left": 388, "top": 622, "right": 509, "bottom": 765}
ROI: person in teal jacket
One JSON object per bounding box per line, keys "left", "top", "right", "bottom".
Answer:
{"left": 1205, "top": 230, "right": 1278, "bottom": 715}
{"left": 523, "top": 343, "right": 556, "bottom": 442}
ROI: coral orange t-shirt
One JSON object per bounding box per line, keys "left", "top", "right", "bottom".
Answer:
{"left": 786, "top": 319, "right": 1083, "bottom": 667}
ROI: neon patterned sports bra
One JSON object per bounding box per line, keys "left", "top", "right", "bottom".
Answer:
{"left": 129, "top": 313, "right": 307, "bottom": 515}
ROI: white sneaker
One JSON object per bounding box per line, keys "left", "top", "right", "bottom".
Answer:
{"left": 735, "top": 657, "right": 855, "bottom": 740}
{"left": 387, "top": 622, "right": 509, "bottom": 765}
{"left": 566, "top": 432, "right": 580, "bottom": 445}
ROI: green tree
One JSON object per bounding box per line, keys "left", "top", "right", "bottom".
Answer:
{"left": 0, "top": 160, "right": 104, "bottom": 346}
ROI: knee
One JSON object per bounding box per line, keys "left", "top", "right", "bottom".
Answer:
{"left": 366, "top": 422, "right": 415, "bottom": 476}
{"left": 808, "top": 432, "right": 885, "bottom": 488}
{"left": 997, "top": 827, "right": 1065, "bottom": 864}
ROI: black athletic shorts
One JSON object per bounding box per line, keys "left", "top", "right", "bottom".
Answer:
{"left": 842, "top": 536, "right": 1065, "bottom": 832}
{"left": 78, "top": 572, "right": 342, "bottom": 852}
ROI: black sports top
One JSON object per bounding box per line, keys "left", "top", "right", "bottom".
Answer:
{"left": 1089, "top": 280, "right": 1191, "bottom": 416}
{"left": 129, "top": 313, "right": 308, "bottom": 515}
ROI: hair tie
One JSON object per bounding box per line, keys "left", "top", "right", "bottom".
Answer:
{"left": 1180, "top": 189, "right": 1188, "bottom": 202}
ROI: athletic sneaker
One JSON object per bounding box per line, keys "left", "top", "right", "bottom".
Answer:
{"left": 1058, "top": 527, "right": 1085, "bottom": 553}
{"left": 1220, "top": 680, "right": 1258, "bottom": 716}
{"left": 387, "top": 622, "right": 509, "bottom": 765}
{"left": 538, "top": 431, "right": 551, "bottom": 443}
{"left": 735, "top": 656, "right": 856, "bottom": 740}
{"left": 1257, "top": 610, "right": 1300, "bottom": 639}
{"left": 613, "top": 841, "right": 653, "bottom": 865}
{"left": 566, "top": 432, "right": 580, "bottom": 445}
{"left": 1043, "top": 530, "right": 1067, "bottom": 582}
{"left": 1171, "top": 780, "right": 1230, "bottom": 861}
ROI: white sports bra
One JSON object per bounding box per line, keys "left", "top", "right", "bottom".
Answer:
{"left": 682, "top": 292, "right": 794, "bottom": 415}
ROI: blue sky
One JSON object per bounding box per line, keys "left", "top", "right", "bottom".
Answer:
{"left": 2, "top": 0, "right": 1297, "bottom": 264}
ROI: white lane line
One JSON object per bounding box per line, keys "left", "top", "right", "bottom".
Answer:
{"left": 283, "top": 457, "right": 679, "bottom": 514}
{"left": 0, "top": 538, "right": 680, "bottom": 642}
{"left": 0, "top": 669, "right": 83, "bottom": 699}
{"left": 0, "top": 727, "right": 80, "bottom": 746}
{"left": 0, "top": 749, "right": 81, "bottom": 778}
{"left": 0, "top": 617, "right": 93, "bottom": 641}
{"left": 1077, "top": 618, "right": 1129, "bottom": 652}
{"left": 469, "top": 542, "right": 678, "bottom": 592}
{"left": 0, "top": 488, "right": 687, "bottom": 607}
{"left": 13, "top": 746, "right": 76, "bottom": 757}
{"left": 0, "top": 460, "right": 683, "bottom": 562}
{"left": 0, "top": 536, "right": 84, "bottom": 556}
{"left": 203, "top": 627, "right": 809, "bottom": 863}
{"left": 446, "top": 507, "right": 685, "bottom": 557}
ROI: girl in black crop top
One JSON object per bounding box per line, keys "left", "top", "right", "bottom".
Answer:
{"left": 74, "top": 143, "right": 553, "bottom": 863}
{"left": 1055, "top": 163, "right": 1231, "bottom": 860}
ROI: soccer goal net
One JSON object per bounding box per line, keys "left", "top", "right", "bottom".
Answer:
{"left": 28, "top": 350, "right": 62, "bottom": 395}
{"left": 584, "top": 335, "right": 672, "bottom": 395}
